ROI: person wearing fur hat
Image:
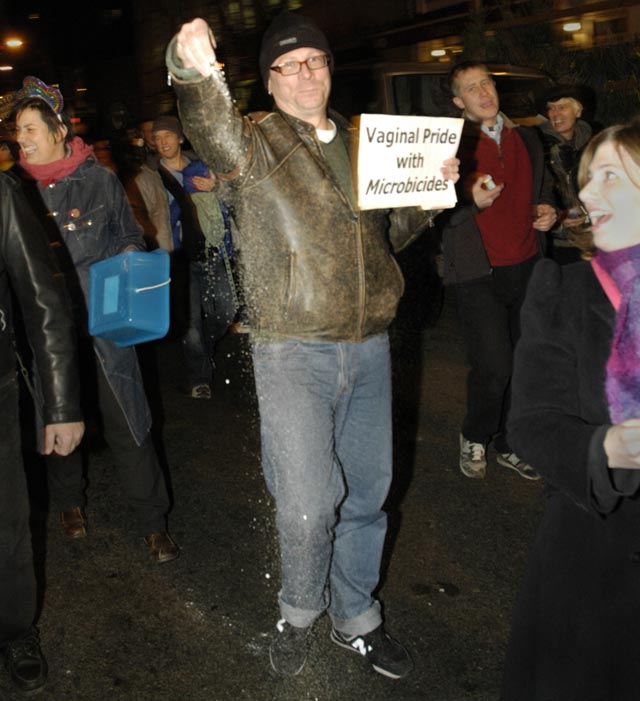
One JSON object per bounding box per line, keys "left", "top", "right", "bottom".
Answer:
{"left": 536, "top": 84, "right": 595, "bottom": 264}
{"left": 166, "top": 13, "right": 459, "bottom": 679}
{"left": 12, "top": 76, "right": 179, "bottom": 564}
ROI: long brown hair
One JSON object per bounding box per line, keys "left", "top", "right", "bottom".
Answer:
{"left": 572, "top": 118, "right": 640, "bottom": 257}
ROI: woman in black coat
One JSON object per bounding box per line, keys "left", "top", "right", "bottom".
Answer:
{"left": 501, "top": 120, "right": 640, "bottom": 700}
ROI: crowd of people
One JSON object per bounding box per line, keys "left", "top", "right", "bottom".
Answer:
{"left": 0, "top": 10, "right": 639, "bottom": 699}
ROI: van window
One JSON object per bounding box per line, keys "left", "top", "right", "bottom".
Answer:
{"left": 330, "top": 67, "right": 382, "bottom": 116}
{"left": 331, "top": 63, "right": 552, "bottom": 122}
{"left": 391, "top": 74, "right": 547, "bottom": 119}
{"left": 391, "top": 74, "right": 452, "bottom": 117}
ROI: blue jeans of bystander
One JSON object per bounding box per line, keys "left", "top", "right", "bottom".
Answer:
{"left": 182, "top": 253, "right": 236, "bottom": 388}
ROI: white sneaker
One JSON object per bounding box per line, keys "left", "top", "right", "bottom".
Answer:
{"left": 459, "top": 434, "right": 486, "bottom": 479}
{"left": 497, "top": 452, "right": 541, "bottom": 481}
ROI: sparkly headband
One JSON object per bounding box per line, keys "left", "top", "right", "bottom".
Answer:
{"left": 14, "top": 76, "right": 64, "bottom": 120}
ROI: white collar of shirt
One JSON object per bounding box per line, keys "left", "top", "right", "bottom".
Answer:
{"left": 481, "top": 113, "right": 504, "bottom": 144}
{"left": 316, "top": 119, "right": 337, "bottom": 144}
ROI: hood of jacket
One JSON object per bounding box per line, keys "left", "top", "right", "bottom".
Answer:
{"left": 537, "top": 118, "right": 592, "bottom": 151}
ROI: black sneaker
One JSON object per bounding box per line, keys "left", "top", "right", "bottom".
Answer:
{"left": 497, "top": 452, "right": 541, "bottom": 481}
{"left": 330, "top": 624, "right": 413, "bottom": 679}
{"left": 3, "top": 630, "right": 48, "bottom": 692}
{"left": 269, "top": 619, "right": 311, "bottom": 676}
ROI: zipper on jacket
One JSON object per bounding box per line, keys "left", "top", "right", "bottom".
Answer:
{"left": 496, "top": 138, "right": 504, "bottom": 170}
{"left": 282, "top": 251, "right": 297, "bottom": 320}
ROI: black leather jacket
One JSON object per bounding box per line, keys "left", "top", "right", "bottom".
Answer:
{"left": 0, "top": 171, "right": 80, "bottom": 424}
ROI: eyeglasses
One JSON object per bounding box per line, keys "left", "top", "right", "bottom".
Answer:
{"left": 270, "top": 54, "right": 330, "bottom": 76}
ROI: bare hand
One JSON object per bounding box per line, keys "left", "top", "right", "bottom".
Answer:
{"left": 532, "top": 203, "right": 557, "bottom": 232}
{"left": 43, "top": 421, "right": 85, "bottom": 456}
{"left": 469, "top": 174, "right": 504, "bottom": 210}
{"left": 604, "top": 419, "right": 640, "bottom": 469}
{"left": 191, "top": 174, "right": 216, "bottom": 192}
{"left": 441, "top": 157, "right": 460, "bottom": 185}
{"left": 175, "top": 18, "right": 219, "bottom": 78}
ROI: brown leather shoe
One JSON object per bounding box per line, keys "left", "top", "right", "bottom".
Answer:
{"left": 144, "top": 532, "right": 179, "bottom": 563}
{"left": 60, "top": 507, "right": 87, "bottom": 539}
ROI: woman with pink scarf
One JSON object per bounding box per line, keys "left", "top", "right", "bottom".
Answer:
{"left": 502, "top": 119, "right": 640, "bottom": 699}
{"left": 12, "top": 77, "right": 178, "bottom": 563}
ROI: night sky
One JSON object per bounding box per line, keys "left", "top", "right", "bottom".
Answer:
{"left": 1, "top": 1, "right": 135, "bottom": 93}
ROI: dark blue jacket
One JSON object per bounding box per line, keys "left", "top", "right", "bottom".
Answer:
{"left": 26, "top": 156, "right": 151, "bottom": 444}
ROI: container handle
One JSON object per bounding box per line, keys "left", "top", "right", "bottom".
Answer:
{"left": 135, "top": 278, "right": 171, "bottom": 293}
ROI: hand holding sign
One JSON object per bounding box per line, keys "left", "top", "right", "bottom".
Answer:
{"left": 357, "top": 114, "right": 463, "bottom": 211}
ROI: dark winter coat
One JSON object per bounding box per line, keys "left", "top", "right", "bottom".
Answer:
{"left": 536, "top": 118, "right": 592, "bottom": 242}
{"left": 166, "top": 46, "right": 436, "bottom": 343}
{"left": 0, "top": 170, "right": 80, "bottom": 424}
{"left": 501, "top": 258, "right": 640, "bottom": 701}
{"left": 440, "top": 114, "right": 555, "bottom": 286}
{"left": 537, "top": 119, "right": 592, "bottom": 207}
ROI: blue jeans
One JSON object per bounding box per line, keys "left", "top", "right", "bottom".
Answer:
{"left": 252, "top": 333, "right": 392, "bottom": 636}
{"left": 182, "top": 254, "right": 236, "bottom": 387}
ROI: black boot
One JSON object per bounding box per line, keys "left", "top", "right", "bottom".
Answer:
{"left": 3, "top": 629, "right": 48, "bottom": 692}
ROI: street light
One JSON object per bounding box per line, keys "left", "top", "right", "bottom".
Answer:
{"left": 5, "top": 38, "right": 23, "bottom": 49}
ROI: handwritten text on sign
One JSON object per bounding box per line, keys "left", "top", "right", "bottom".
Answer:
{"left": 357, "top": 114, "right": 463, "bottom": 211}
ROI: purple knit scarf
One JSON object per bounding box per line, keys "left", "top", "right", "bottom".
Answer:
{"left": 595, "top": 243, "right": 640, "bottom": 422}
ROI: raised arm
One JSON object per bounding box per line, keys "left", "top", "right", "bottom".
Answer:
{"left": 166, "top": 18, "right": 251, "bottom": 177}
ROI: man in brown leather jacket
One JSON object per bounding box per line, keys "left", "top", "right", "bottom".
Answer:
{"left": 167, "top": 13, "right": 458, "bottom": 679}
{"left": 0, "top": 170, "right": 84, "bottom": 693}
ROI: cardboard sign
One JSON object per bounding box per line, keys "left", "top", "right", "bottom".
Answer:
{"left": 357, "top": 114, "right": 463, "bottom": 211}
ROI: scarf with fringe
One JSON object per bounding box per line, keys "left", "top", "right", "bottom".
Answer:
{"left": 593, "top": 243, "right": 640, "bottom": 422}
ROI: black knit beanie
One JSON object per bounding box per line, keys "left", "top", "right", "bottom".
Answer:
{"left": 259, "top": 13, "right": 333, "bottom": 88}
{"left": 151, "top": 116, "right": 183, "bottom": 139}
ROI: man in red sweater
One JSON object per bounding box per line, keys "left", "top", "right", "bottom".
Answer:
{"left": 441, "top": 62, "right": 557, "bottom": 481}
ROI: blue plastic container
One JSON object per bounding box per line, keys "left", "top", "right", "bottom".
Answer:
{"left": 89, "top": 249, "right": 170, "bottom": 347}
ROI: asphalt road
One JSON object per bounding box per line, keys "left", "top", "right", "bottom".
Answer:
{"left": 2, "top": 273, "right": 545, "bottom": 700}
